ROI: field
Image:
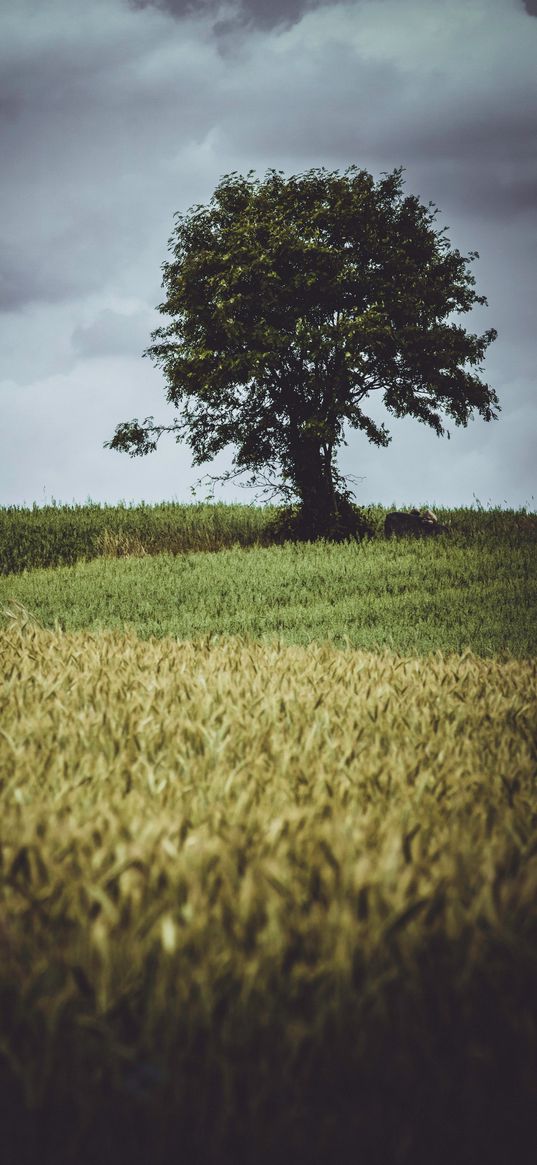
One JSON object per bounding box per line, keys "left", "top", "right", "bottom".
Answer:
{"left": 1, "top": 502, "right": 536, "bottom": 1165}
{"left": 0, "top": 501, "right": 279, "bottom": 575}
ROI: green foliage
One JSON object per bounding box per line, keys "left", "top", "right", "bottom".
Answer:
{"left": 107, "top": 166, "right": 497, "bottom": 531}
{"left": 1, "top": 626, "right": 536, "bottom": 1164}
{"left": 1, "top": 509, "right": 535, "bottom": 655}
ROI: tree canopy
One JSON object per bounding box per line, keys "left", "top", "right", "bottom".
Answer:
{"left": 107, "top": 165, "right": 498, "bottom": 536}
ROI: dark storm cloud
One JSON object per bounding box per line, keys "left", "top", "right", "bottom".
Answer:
{"left": 203, "top": 1, "right": 537, "bottom": 225}
{"left": 129, "top": 0, "right": 333, "bottom": 31}
{"left": 1, "top": 0, "right": 536, "bottom": 508}
{"left": 0, "top": 0, "right": 225, "bottom": 312}
{"left": 130, "top": 0, "right": 537, "bottom": 29}
{"left": 0, "top": 0, "right": 534, "bottom": 327}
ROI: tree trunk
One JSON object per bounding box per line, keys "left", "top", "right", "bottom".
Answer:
{"left": 289, "top": 436, "right": 339, "bottom": 538}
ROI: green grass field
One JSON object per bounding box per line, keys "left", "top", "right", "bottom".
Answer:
{"left": 1, "top": 519, "right": 536, "bottom": 655}
{"left": 1, "top": 502, "right": 536, "bottom": 1165}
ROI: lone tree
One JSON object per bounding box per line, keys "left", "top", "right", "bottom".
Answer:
{"left": 107, "top": 165, "right": 498, "bottom": 537}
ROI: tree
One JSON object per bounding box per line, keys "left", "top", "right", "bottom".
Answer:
{"left": 106, "top": 165, "right": 498, "bottom": 537}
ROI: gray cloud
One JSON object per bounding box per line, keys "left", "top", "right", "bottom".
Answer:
{"left": 130, "top": 0, "right": 537, "bottom": 28}
{"left": 128, "top": 0, "right": 329, "bottom": 32}
{"left": 0, "top": 0, "right": 535, "bottom": 508}
{"left": 72, "top": 309, "right": 155, "bottom": 359}
{"left": 2, "top": 0, "right": 535, "bottom": 310}
{"left": 0, "top": 0, "right": 226, "bottom": 311}
{"left": 207, "top": 0, "right": 537, "bottom": 222}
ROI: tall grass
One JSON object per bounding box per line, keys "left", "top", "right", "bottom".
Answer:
{"left": 1, "top": 622, "right": 536, "bottom": 1164}
{"left": 1, "top": 499, "right": 535, "bottom": 575}
{"left": 0, "top": 501, "right": 279, "bottom": 574}
{"left": 1, "top": 532, "right": 535, "bottom": 655}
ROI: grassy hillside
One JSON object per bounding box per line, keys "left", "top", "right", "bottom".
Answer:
{"left": 1, "top": 528, "right": 536, "bottom": 655}
{"left": 1, "top": 623, "right": 536, "bottom": 1164}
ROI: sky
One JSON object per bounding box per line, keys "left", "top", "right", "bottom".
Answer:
{"left": 1, "top": 0, "right": 536, "bottom": 511}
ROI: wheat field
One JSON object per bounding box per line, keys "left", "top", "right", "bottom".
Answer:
{"left": 1, "top": 614, "right": 536, "bottom": 1164}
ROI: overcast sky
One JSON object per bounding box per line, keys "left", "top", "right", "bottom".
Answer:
{"left": 1, "top": 0, "right": 536, "bottom": 510}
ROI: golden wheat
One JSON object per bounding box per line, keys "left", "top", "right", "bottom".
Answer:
{"left": 1, "top": 622, "right": 536, "bottom": 1164}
